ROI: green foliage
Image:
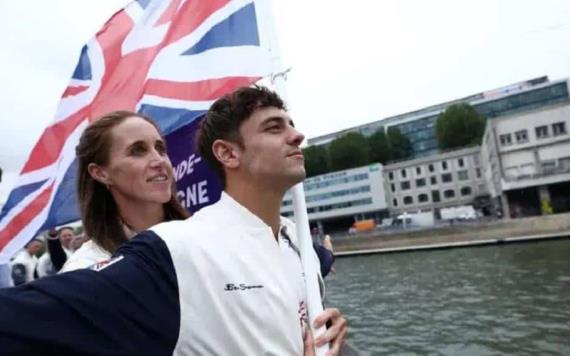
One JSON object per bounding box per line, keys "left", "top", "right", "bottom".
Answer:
{"left": 302, "top": 145, "right": 330, "bottom": 178}
{"left": 386, "top": 127, "right": 412, "bottom": 161}
{"left": 368, "top": 129, "right": 391, "bottom": 164}
{"left": 436, "top": 103, "right": 485, "bottom": 150}
{"left": 328, "top": 132, "right": 370, "bottom": 171}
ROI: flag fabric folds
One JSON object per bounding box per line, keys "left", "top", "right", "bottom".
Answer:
{"left": 0, "top": 0, "right": 275, "bottom": 262}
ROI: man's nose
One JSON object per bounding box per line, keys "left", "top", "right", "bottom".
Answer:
{"left": 290, "top": 127, "right": 305, "bottom": 146}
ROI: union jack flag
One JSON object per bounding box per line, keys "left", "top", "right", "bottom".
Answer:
{"left": 0, "top": 0, "right": 278, "bottom": 261}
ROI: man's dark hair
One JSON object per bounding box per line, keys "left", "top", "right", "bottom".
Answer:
{"left": 57, "top": 226, "right": 75, "bottom": 236}
{"left": 196, "top": 86, "right": 285, "bottom": 187}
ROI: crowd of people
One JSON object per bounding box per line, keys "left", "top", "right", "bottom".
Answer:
{"left": 2, "top": 227, "right": 88, "bottom": 287}
{"left": 0, "top": 86, "right": 349, "bottom": 355}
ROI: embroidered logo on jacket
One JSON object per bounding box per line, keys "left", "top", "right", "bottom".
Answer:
{"left": 224, "top": 283, "right": 264, "bottom": 291}
{"left": 90, "top": 256, "right": 124, "bottom": 272}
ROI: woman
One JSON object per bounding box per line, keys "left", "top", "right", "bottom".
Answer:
{"left": 62, "top": 111, "right": 188, "bottom": 271}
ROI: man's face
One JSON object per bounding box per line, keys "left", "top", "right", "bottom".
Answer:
{"left": 236, "top": 107, "right": 306, "bottom": 189}
{"left": 26, "top": 240, "right": 42, "bottom": 256}
{"left": 59, "top": 228, "right": 75, "bottom": 250}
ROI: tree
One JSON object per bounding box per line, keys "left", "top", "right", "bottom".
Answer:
{"left": 368, "top": 129, "right": 391, "bottom": 164}
{"left": 328, "top": 132, "right": 370, "bottom": 171}
{"left": 387, "top": 127, "right": 412, "bottom": 161}
{"left": 302, "top": 145, "right": 330, "bottom": 177}
{"left": 436, "top": 103, "right": 485, "bottom": 150}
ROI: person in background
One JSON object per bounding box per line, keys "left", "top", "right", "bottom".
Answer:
{"left": 10, "top": 238, "right": 42, "bottom": 285}
{"left": 36, "top": 227, "right": 76, "bottom": 278}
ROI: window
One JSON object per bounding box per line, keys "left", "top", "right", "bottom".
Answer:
{"left": 473, "top": 155, "right": 480, "bottom": 166}
{"left": 441, "top": 161, "right": 449, "bottom": 170}
{"left": 388, "top": 172, "right": 394, "bottom": 180}
{"left": 458, "top": 158, "right": 465, "bottom": 167}
{"left": 541, "top": 160, "right": 556, "bottom": 172}
{"left": 401, "top": 169, "right": 407, "bottom": 178}
{"left": 552, "top": 122, "right": 567, "bottom": 136}
{"left": 536, "top": 125, "right": 549, "bottom": 139}
{"left": 428, "top": 164, "right": 435, "bottom": 172}
{"left": 390, "top": 183, "right": 396, "bottom": 193}
{"left": 418, "top": 193, "right": 429, "bottom": 203}
{"left": 401, "top": 181, "right": 411, "bottom": 190}
{"left": 403, "top": 196, "right": 414, "bottom": 205}
{"left": 430, "top": 176, "right": 437, "bottom": 185}
{"left": 432, "top": 190, "right": 441, "bottom": 203}
{"left": 444, "top": 189, "right": 456, "bottom": 199}
{"left": 442, "top": 173, "right": 453, "bottom": 183}
{"left": 500, "top": 133, "right": 512, "bottom": 146}
{"left": 416, "top": 167, "right": 422, "bottom": 175}
{"left": 476, "top": 168, "right": 482, "bottom": 178}
{"left": 458, "top": 170, "right": 469, "bottom": 181}
{"left": 416, "top": 178, "right": 426, "bottom": 187}
{"left": 393, "top": 198, "right": 398, "bottom": 207}
{"left": 460, "top": 187, "right": 472, "bottom": 196}
{"left": 515, "top": 130, "right": 528, "bottom": 143}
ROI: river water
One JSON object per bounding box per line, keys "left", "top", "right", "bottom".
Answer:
{"left": 324, "top": 239, "right": 570, "bottom": 355}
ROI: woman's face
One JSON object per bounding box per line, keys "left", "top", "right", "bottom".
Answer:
{"left": 99, "top": 116, "right": 174, "bottom": 207}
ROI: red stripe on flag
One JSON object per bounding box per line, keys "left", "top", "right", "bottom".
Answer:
{"left": 145, "top": 76, "right": 261, "bottom": 101}
{"left": 21, "top": 108, "right": 87, "bottom": 173}
{"left": 163, "top": 0, "right": 228, "bottom": 45}
{"left": 0, "top": 182, "right": 55, "bottom": 251}
{"left": 62, "top": 85, "right": 89, "bottom": 98}
{"left": 156, "top": 0, "right": 183, "bottom": 26}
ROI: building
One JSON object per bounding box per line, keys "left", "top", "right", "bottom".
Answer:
{"left": 383, "top": 146, "right": 487, "bottom": 218}
{"left": 280, "top": 163, "right": 388, "bottom": 233}
{"left": 308, "top": 76, "right": 555, "bottom": 158}
{"left": 481, "top": 79, "right": 570, "bottom": 218}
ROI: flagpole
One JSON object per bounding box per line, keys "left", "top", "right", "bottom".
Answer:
{"left": 261, "top": 1, "right": 328, "bottom": 354}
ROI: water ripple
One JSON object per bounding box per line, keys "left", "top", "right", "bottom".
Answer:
{"left": 325, "top": 239, "right": 570, "bottom": 355}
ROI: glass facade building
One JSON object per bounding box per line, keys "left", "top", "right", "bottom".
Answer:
{"left": 307, "top": 77, "right": 570, "bottom": 160}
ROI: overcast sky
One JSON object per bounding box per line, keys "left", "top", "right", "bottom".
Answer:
{"left": 1, "top": 0, "right": 569, "bottom": 202}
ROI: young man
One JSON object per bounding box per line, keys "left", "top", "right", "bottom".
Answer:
{"left": 0, "top": 86, "right": 346, "bottom": 355}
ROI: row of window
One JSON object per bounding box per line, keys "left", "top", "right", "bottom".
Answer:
{"left": 304, "top": 173, "right": 369, "bottom": 191}
{"left": 392, "top": 169, "right": 482, "bottom": 192}
{"left": 305, "top": 185, "right": 371, "bottom": 203}
{"left": 499, "top": 122, "right": 567, "bottom": 146}
{"left": 393, "top": 186, "right": 473, "bottom": 207}
{"left": 306, "top": 198, "right": 373, "bottom": 214}
{"left": 475, "top": 82, "right": 569, "bottom": 119}
{"left": 387, "top": 156, "right": 479, "bottom": 181}
{"left": 282, "top": 185, "right": 371, "bottom": 206}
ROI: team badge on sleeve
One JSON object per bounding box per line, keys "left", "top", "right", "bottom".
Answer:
{"left": 90, "top": 256, "right": 124, "bottom": 272}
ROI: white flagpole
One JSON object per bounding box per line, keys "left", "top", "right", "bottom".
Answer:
{"left": 259, "top": 1, "right": 328, "bottom": 354}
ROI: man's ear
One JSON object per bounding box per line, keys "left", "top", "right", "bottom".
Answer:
{"left": 87, "top": 163, "right": 110, "bottom": 186}
{"left": 212, "top": 139, "right": 240, "bottom": 170}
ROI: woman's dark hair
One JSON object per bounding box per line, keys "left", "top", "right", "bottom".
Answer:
{"left": 75, "top": 110, "right": 189, "bottom": 253}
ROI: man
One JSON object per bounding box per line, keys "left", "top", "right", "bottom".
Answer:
{"left": 0, "top": 86, "right": 346, "bottom": 355}
{"left": 9, "top": 238, "right": 42, "bottom": 285}
{"left": 35, "top": 227, "right": 75, "bottom": 278}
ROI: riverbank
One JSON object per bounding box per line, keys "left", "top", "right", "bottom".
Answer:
{"left": 333, "top": 212, "right": 570, "bottom": 257}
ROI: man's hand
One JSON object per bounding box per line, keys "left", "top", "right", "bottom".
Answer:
{"left": 303, "top": 327, "right": 315, "bottom": 356}
{"left": 313, "top": 308, "right": 348, "bottom": 356}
